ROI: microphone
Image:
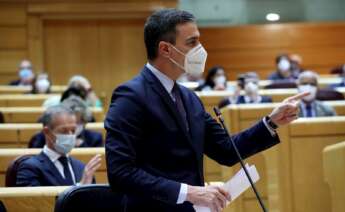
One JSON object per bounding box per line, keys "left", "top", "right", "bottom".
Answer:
{"left": 213, "top": 107, "right": 268, "bottom": 212}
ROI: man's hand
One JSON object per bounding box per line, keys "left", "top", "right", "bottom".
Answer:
{"left": 187, "top": 185, "right": 231, "bottom": 212}
{"left": 80, "top": 154, "right": 102, "bottom": 185}
{"left": 269, "top": 91, "right": 309, "bottom": 126}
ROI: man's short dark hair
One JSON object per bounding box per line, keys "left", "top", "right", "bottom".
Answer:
{"left": 144, "top": 9, "right": 195, "bottom": 60}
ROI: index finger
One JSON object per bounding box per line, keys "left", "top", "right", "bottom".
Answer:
{"left": 285, "top": 91, "right": 310, "bottom": 102}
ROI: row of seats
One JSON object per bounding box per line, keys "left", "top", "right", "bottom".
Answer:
{"left": 202, "top": 108, "right": 345, "bottom": 212}
{"left": 0, "top": 116, "right": 344, "bottom": 212}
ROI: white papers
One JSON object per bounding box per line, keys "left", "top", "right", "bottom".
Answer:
{"left": 193, "top": 164, "right": 260, "bottom": 212}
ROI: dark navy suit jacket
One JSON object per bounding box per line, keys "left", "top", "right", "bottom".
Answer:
{"left": 105, "top": 66, "right": 280, "bottom": 212}
{"left": 28, "top": 129, "right": 103, "bottom": 148}
{"left": 16, "top": 152, "right": 84, "bottom": 186}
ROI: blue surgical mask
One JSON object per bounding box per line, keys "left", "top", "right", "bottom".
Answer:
{"left": 54, "top": 134, "right": 76, "bottom": 155}
{"left": 19, "top": 68, "right": 33, "bottom": 79}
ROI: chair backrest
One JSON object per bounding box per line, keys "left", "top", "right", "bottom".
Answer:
{"left": 5, "top": 154, "right": 33, "bottom": 187}
{"left": 0, "top": 112, "right": 4, "bottom": 123}
{"left": 317, "top": 88, "right": 345, "bottom": 101}
{"left": 54, "top": 184, "right": 123, "bottom": 212}
{"left": 264, "top": 81, "right": 297, "bottom": 89}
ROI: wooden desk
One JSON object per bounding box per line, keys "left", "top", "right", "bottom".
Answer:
{"left": 323, "top": 141, "right": 345, "bottom": 212}
{"left": 0, "top": 107, "right": 104, "bottom": 123}
{"left": 198, "top": 88, "right": 345, "bottom": 115}
{"left": 0, "top": 147, "right": 107, "bottom": 187}
{"left": 0, "top": 122, "right": 105, "bottom": 148}
{"left": 0, "top": 85, "right": 67, "bottom": 94}
{"left": 0, "top": 186, "right": 69, "bottom": 212}
{"left": 204, "top": 106, "right": 345, "bottom": 212}
{"left": 0, "top": 94, "right": 60, "bottom": 107}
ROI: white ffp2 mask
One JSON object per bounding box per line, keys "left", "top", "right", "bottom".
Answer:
{"left": 298, "top": 85, "right": 317, "bottom": 102}
{"left": 169, "top": 44, "right": 208, "bottom": 76}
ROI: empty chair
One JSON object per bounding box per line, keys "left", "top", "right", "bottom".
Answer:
{"left": 54, "top": 184, "right": 123, "bottom": 212}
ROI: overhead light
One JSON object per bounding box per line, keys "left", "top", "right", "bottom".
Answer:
{"left": 266, "top": 13, "right": 280, "bottom": 22}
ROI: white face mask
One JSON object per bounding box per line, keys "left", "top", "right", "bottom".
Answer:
{"left": 278, "top": 59, "right": 291, "bottom": 72}
{"left": 245, "top": 82, "right": 259, "bottom": 96}
{"left": 169, "top": 44, "right": 208, "bottom": 76}
{"left": 35, "top": 79, "right": 50, "bottom": 93}
{"left": 54, "top": 134, "right": 76, "bottom": 155}
{"left": 298, "top": 84, "right": 317, "bottom": 102}
{"left": 214, "top": 75, "right": 226, "bottom": 86}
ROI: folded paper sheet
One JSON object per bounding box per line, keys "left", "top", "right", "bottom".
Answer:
{"left": 194, "top": 164, "right": 260, "bottom": 212}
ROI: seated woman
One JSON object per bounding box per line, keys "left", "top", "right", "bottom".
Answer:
{"left": 267, "top": 54, "right": 295, "bottom": 81}
{"left": 30, "top": 73, "right": 52, "bottom": 94}
{"left": 29, "top": 96, "right": 103, "bottom": 148}
{"left": 195, "top": 66, "right": 230, "bottom": 91}
{"left": 68, "top": 75, "right": 102, "bottom": 108}
{"left": 219, "top": 72, "right": 272, "bottom": 108}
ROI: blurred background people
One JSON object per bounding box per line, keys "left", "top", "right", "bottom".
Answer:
{"left": 219, "top": 72, "right": 272, "bottom": 108}
{"left": 9, "top": 59, "right": 35, "bottom": 86}
{"left": 329, "top": 64, "right": 345, "bottom": 89}
{"left": 297, "top": 71, "right": 336, "bottom": 117}
{"left": 68, "top": 75, "right": 102, "bottom": 107}
{"left": 289, "top": 54, "right": 304, "bottom": 78}
{"left": 195, "top": 66, "right": 229, "bottom": 91}
{"left": 17, "top": 105, "right": 101, "bottom": 186}
{"left": 30, "top": 96, "right": 103, "bottom": 148}
{"left": 268, "top": 54, "right": 294, "bottom": 81}
{"left": 30, "top": 73, "right": 51, "bottom": 94}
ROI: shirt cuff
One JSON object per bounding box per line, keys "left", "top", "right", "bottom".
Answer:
{"left": 176, "top": 183, "right": 188, "bottom": 204}
{"left": 262, "top": 117, "right": 276, "bottom": 137}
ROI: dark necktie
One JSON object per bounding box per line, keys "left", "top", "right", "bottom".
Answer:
{"left": 171, "top": 83, "right": 189, "bottom": 131}
{"left": 306, "top": 104, "right": 313, "bottom": 117}
{"left": 58, "top": 156, "right": 74, "bottom": 185}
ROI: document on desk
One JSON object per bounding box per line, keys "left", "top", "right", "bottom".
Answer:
{"left": 193, "top": 164, "right": 260, "bottom": 212}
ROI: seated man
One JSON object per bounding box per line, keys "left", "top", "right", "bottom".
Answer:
{"left": 29, "top": 96, "right": 103, "bottom": 148}
{"left": 17, "top": 105, "right": 102, "bottom": 186}
{"left": 297, "top": 71, "right": 337, "bottom": 117}
{"left": 219, "top": 72, "right": 272, "bottom": 108}
{"left": 9, "top": 59, "right": 35, "bottom": 86}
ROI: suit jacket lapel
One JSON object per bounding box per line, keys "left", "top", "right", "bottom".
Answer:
{"left": 69, "top": 158, "right": 83, "bottom": 182}
{"left": 141, "top": 67, "right": 197, "bottom": 152}
{"left": 38, "top": 152, "right": 67, "bottom": 185}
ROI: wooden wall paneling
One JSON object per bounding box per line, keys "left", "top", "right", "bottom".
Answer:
{"left": 43, "top": 19, "right": 100, "bottom": 86}
{"left": 200, "top": 22, "right": 345, "bottom": 80}
{"left": 27, "top": 15, "right": 44, "bottom": 73}
{"left": 98, "top": 19, "right": 146, "bottom": 100}
{"left": 0, "top": 3, "right": 27, "bottom": 26}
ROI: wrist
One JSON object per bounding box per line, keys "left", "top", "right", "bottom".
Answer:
{"left": 265, "top": 115, "right": 278, "bottom": 130}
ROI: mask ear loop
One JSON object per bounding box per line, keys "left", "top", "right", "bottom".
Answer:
{"left": 168, "top": 44, "right": 186, "bottom": 71}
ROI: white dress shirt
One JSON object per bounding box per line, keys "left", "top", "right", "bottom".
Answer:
{"left": 43, "top": 145, "right": 77, "bottom": 184}
{"left": 146, "top": 63, "right": 276, "bottom": 204}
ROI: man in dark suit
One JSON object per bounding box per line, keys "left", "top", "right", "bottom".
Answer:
{"left": 28, "top": 96, "right": 103, "bottom": 148}
{"left": 105, "top": 9, "right": 307, "bottom": 212}
{"left": 219, "top": 72, "right": 273, "bottom": 108}
{"left": 16, "top": 105, "right": 102, "bottom": 186}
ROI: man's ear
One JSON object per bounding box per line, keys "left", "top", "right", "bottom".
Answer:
{"left": 43, "top": 126, "right": 54, "bottom": 143}
{"left": 158, "top": 41, "right": 171, "bottom": 59}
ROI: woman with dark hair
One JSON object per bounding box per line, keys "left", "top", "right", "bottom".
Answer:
{"left": 195, "top": 66, "right": 228, "bottom": 91}
{"left": 30, "top": 73, "right": 52, "bottom": 94}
